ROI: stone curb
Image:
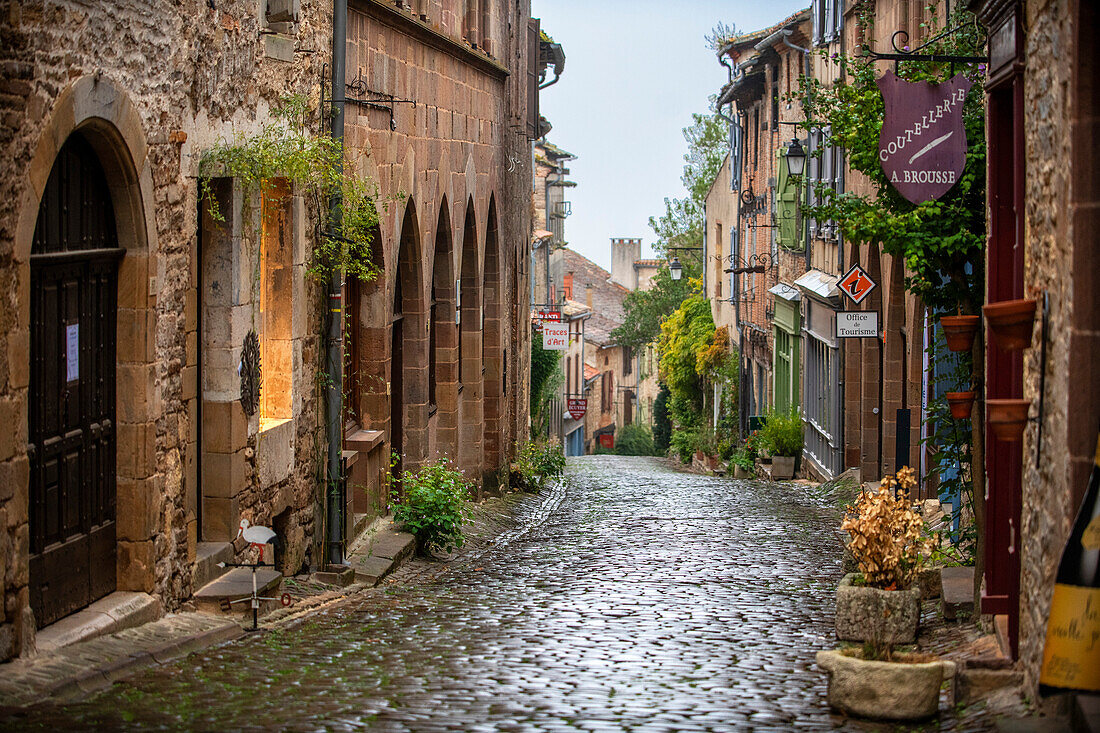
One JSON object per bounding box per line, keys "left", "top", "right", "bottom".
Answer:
{"left": 0, "top": 614, "right": 244, "bottom": 708}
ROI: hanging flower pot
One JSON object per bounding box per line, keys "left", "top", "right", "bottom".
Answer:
{"left": 945, "top": 391, "right": 976, "bottom": 420}
{"left": 983, "top": 299, "right": 1037, "bottom": 351}
{"left": 987, "top": 398, "right": 1032, "bottom": 442}
{"left": 940, "top": 315, "right": 980, "bottom": 353}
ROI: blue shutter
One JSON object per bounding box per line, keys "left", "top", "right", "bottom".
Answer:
{"left": 729, "top": 120, "right": 743, "bottom": 191}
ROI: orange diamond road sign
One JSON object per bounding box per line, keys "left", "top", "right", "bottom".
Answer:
{"left": 838, "top": 264, "right": 877, "bottom": 305}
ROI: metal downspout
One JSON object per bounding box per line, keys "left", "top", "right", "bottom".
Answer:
{"left": 326, "top": 0, "right": 348, "bottom": 566}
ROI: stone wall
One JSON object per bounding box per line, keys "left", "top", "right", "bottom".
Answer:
{"left": 0, "top": 0, "right": 334, "bottom": 658}
{"left": 1015, "top": 0, "right": 1097, "bottom": 698}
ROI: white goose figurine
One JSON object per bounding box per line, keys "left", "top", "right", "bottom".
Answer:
{"left": 237, "top": 518, "right": 278, "bottom": 563}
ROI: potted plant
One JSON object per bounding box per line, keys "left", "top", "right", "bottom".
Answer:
{"left": 835, "top": 467, "right": 928, "bottom": 645}
{"left": 986, "top": 398, "right": 1031, "bottom": 441}
{"left": 816, "top": 647, "right": 956, "bottom": 721}
{"left": 983, "top": 298, "right": 1037, "bottom": 351}
{"left": 940, "top": 313, "right": 980, "bottom": 353}
{"left": 730, "top": 438, "right": 756, "bottom": 479}
{"left": 759, "top": 408, "right": 804, "bottom": 480}
{"left": 819, "top": 467, "right": 953, "bottom": 721}
{"left": 945, "top": 391, "right": 976, "bottom": 420}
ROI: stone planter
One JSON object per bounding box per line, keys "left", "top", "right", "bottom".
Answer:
{"left": 816, "top": 649, "right": 956, "bottom": 721}
{"left": 771, "top": 455, "right": 796, "bottom": 480}
{"left": 733, "top": 465, "right": 753, "bottom": 479}
{"left": 835, "top": 573, "right": 921, "bottom": 644}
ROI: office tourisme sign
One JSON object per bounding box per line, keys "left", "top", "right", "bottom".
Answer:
{"left": 877, "top": 70, "right": 972, "bottom": 204}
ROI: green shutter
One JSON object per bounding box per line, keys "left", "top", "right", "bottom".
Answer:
{"left": 776, "top": 148, "right": 803, "bottom": 251}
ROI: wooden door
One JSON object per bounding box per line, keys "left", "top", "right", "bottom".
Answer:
{"left": 29, "top": 134, "right": 121, "bottom": 627}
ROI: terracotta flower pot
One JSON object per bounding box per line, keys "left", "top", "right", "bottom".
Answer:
{"left": 940, "top": 315, "right": 980, "bottom": 353}
{"left": 945, "top": 391, "right": 975, "bottom": 420}
{"left": 987, "top": 398, "right": 1031, "bottom": 442}
{"left": 983, "top": 298, "right": 1037, "bottom": 351}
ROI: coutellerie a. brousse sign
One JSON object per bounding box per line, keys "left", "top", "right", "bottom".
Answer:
{"left": 877, "top": 70, "right": 972, "bottom": 204}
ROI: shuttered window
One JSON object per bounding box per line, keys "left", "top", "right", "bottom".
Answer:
{"left": 526, "top": 18, "right": 540, "bottom": 139}
{"left": 729, "top": 120, "right": 743, "bottom": 191}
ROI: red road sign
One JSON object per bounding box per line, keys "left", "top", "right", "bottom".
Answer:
{"left": 567, "top": 398, "right": 587, "bottom": 421}
{"left": 838, "top": 264, "right": 877, "bottom": 305}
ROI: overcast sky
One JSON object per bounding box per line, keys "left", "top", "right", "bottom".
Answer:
{"left": 530, "top": 0, "right": 807, "bottom": 271}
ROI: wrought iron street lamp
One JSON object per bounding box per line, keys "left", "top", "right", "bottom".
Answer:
{"left": 785, "top": 138, "right": 806, "bottom": 179}
{"left": 669, "top": 256, "right": 683, "bottom": 280}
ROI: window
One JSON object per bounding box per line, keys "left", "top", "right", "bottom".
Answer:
{"left": 715, "top": 223, "right": 723, "bottom": 299}
{"left": 259, "top": 179, "right": 293, "bottom": 426}
{"left": 729, "top": 120, "right": 743, "bottom": 191}
{"left": 624, "top": 390, "right": 634, "bottom": 425}
{"left": 623, "top": 346, "right": 633, "bottom": 376}
{"left": 813, "top": 0, "right": 843, "bottom": 46}
{"left": 602, "top": 371, "right": 613, "bottom": 413}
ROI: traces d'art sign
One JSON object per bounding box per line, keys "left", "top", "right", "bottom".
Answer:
{"left": 877, "top": 70, "right": 972, "bottom": 204}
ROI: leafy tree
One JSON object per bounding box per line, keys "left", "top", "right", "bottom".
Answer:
{"left": 792, "top": 9, "right": 985, "bottom": 313}
{"left": 611, "top": 265, "right": 697, "bottom": 350}
{"left": 649, "top": 112, "right": 728, "bottom": 259}
{"left": 656, "top": 287, "right": 716, "bottom": 423}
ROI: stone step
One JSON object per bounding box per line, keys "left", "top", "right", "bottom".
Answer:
{"left": 942, "top": 565, "right": 975, "bottom": 620}
{"left": 192, "top": 541, "right": 235, "bottom": 590}
{"left": 345, "top": 517, "right": 416, "bottom": 586}
{"left": 35, "top": 592, "right": 163, "bottom": 654}
{"left": 193, "top": 567, "right": 284, "bottom": 620}
{"left": 310, "top": 565, "right": 357, "bottom": 587}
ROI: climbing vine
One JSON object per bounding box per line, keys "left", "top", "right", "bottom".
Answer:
{"left": 792, "top": 6, "right": 987, "bottom": 314}
{"left": 199, "top": 95, "right": 396, "bottom": 283}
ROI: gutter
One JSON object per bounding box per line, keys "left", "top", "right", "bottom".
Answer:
{"left": 325, "top": 0, "right": 348, "bottom": 566}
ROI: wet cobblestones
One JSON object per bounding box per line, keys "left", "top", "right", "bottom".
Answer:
{"left": 1, "top": 456, "right": 996, "bottom": 730}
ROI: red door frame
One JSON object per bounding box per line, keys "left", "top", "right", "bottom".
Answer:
{"left": 982, "top": 36, "right": 1025, "bottom": 658}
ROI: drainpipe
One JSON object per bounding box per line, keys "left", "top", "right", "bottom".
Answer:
{"left": 325, "top": 0, "right": 348, "bottom": 567}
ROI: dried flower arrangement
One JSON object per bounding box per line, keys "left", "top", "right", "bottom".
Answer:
{"left": 841, "top": 466, "right": 931, "bottom": 590}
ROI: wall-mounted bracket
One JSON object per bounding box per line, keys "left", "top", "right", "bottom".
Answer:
{"left": 345, "top": 72, "right": 417, "bottom": 131}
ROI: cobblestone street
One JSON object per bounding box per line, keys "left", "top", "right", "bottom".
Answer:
{"left": 1, "top": 457, "right": 985, "bottom": 731}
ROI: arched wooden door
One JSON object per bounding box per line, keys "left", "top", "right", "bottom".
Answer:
{"left": 29, "top": 133, "right": 122, "bottom": 626}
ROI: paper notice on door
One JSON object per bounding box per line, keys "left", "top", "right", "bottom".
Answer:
{"left": 66, "top": 323, "right": 79, "bottom": 382}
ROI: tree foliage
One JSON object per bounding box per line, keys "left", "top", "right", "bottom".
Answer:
{"left": 648, "top": 112, "right": 729, "bottom": 259}
{"left": 793, "top": 9, "right": 985, "bottom": 313}
{"left": 656, "top": 287, "right": 716, "bottom": 421}
{"left": 610, "top": 265, "right": 697, "bottom": 350}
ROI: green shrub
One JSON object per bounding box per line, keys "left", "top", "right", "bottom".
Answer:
{"left": 391, "top": 458, "right": 473, "bottom": 554}
{"left": 759, "top": 408, "right": 804, "bottom": 457}
{"left": 513, "top": 440, "right": 566, "bottom": 490}
{"left": 616, "top": 423, "right": 655, "bottom": 456}
{"left": 670, "top": 427, "right": 699, "bottom": 463}
{"left": 653, "top": 384, "right": 672, "bottom": 454}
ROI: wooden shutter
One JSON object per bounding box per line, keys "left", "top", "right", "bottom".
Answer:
{"left": 526, "top": 18, "right": 540, "bottom": 140}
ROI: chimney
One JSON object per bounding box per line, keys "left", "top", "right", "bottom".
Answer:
{"left": 610, "top": 237, "right": 642, "bottom": 290}
{"left": 586, "top": 283, "right": 593, "bottom": 309}
{"left": 564, "top": 271, "right": 574, "bottom": 301}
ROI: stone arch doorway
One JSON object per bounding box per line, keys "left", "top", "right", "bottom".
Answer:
{"left": 458, "top": 198, "right": 482, "bottom": 482}
{"left": 392, "top": 202, "right": 426, "bottom": 480}
{"left": 430, "top": 199, "right": 457, "bottom": 458}
{"left": 482, "top": 196, "right": 504, "bottom": 488}
{"left": 28, "top": 132, "right": 123, "bottom": 627}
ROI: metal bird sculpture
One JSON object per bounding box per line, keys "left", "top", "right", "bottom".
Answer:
{"left": 237, "top": 518, "right": 278, "bottom": 564}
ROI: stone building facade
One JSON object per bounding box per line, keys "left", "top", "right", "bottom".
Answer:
{"left": 972, "top": 0, "right": 1099, "bottom": 699}
{"left": 0, "top": 0, "right": 541, "bottom": 661}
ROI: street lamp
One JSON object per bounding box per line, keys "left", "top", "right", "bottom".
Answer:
{"left": 669, "top": 256, "right": 683, "bottom": 281}
{"left": 785, "top": 138, "right": 807, "bottom": 179}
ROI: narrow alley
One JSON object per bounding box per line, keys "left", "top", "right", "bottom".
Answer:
{"left": 5, "top": 458, "right": 866, "bottom": 730}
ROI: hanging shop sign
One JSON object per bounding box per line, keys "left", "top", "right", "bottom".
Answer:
{"left": 877, "top": 70, "right": 973, "bottom": 204}
{"left": 567, "top": 397, "right": 587, "bottom": 421}
{"left": 838, "top": 264, "right": 877, "bottom": 305}
{"left": 532, "top": 310, "right": 561, "bottom": 333}
{"left": 541, "top": 322, "right": 568, "bottom": 350}
{"left": 837, "top": 311, "right": 880, "bottom": 338}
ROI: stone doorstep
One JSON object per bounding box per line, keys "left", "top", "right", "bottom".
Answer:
{"left": 34, "top": 592, "right": 163, "bottom": 654}
{"left": 345, "top": 515, "right": 416, "bottom": 586}
{"left": 192, "top": 567, "right": 284, "bottom": 619}
{"left": 0, "top": 613, "right": 243, "bottom": 708}
{"left": 310, "top": 566, "right": 357, "bottom": 587}
{"left": 191, "top": 541, "right": 235, "bottom": 590}
{"left": 941, "top": 565, "right": 975, "bottom": 620}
